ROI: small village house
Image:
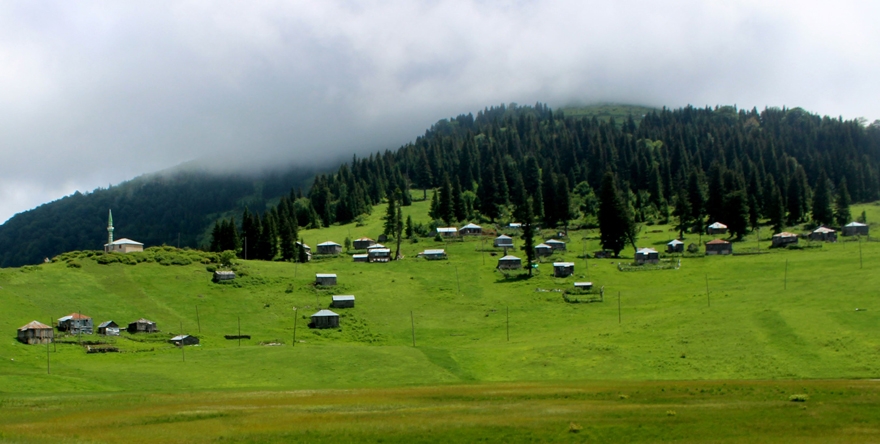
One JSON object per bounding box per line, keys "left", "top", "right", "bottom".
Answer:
{"left": 316, "top": 273, "right": 337, "bottom": 286}
{"left": 810, "top": 227, "right": 837, "bottom": 242}
{"left": 317, "top": 241, "right": 342, "bottom": 255}
{"left": 705, "top": 239, "right": 732, "bottom": 255}
{"left": 127, "top": 318, "right": 157, "bottom": 333}
{"left": 213, "top": 270, "right": 236, "bottom": 282}
{"left": 573, "top": 282, "right": 593, "bottom": 291}
{"left": 352, "top": 253, "right": 369, "bottom": 262}
{"left": 352, "top": 237, "right": 375, "bottom": 250}
{"left": 545, "top": 239, "right": 566, "bottom": 251}
{"left": 366, "top": 243, "right": 386, "bottom": 250}
{"left": 459, "top": 223, "right": 482, "bottom": 236}
{"left": 436, "top": 227, "right": 458, "bottom": 237}
{"left": 57, "top": 313, "right": 93, "bottom": 334}
{"left": 17, "top": 321, "right": 53, "bottom": 344}
{"left": 494, "top": 235, "right": 514, "bottom": 248}
{"left": 534, "top": 243, "right": 553, "bottom": 257}
{"left": 667, "top": 239, "right": 685, "bottom": 253}
{"left": 169, "top": 335, "right": 199, "bottom": 346}
{"left": 707, "top": 222, "right": 728, "bottom": 235}
{"left": 419, "top": 249, "right": 447, "bottom": 260}
{"left": 368, "top": 248, "right": 391, "bottom": 262}
{"left": 97, "top": 321, "right": 120, "bottom": 336}
{"left": 105, "top": 238, "right": 144, "bottom": 254}
{"left": 296, "top": 242, "right": 312, "bottom": 261}
{"left": 311, "top": 310, "right": 340, "bottom": 329}
{"left": 332, "top": 295, "right": 355, "bottom": 308}
{"left": 497, "top": 255, "right": 522, "bottom": 270}
{"left": 843, "top": 221, "right": 869, "bottom": 236}
{"left": 553, "top": 262, "right": 575, "bottom": 277}
{"left": 771, "top": 232, "right": 799, "bottom": 248}
{"left": 635, "top": 248, "right": 660, "bottom": 265}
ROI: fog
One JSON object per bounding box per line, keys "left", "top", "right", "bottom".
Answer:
{"left": 1, "top": 0, "right": 878, "bottom": 223}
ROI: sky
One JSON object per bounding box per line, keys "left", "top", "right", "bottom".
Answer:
{"left": 1, "top": 0, "right": 879, "bottom": 223}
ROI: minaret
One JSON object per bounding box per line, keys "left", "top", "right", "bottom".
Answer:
{"left": 107, "top": 210, "right": 114, "bottom": 245}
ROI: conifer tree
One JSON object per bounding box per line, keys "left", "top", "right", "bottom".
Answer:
{"left": 452, "top": 179, "right": 466, "bottom": 222}
{"left": 296, "top": 237, "right": 309, "bottom": 263}
{"left": 598, "top": 172, "right": 630, "bottom": 256}
{"left": 383, "top": 190, "right": 398, "bottom": 236}
{"left": 429, "top": 189, "right": 440, "bottom": 220}
{"left": 672, "top": 187, "right": 691, "bottom": 239}
{"left": 405, "top": 215, "right": 413, "bottom": 238}
{"left": 834, "top": 178, "right": 852, "bottom": 226}
{"left": 687, "top": 170, "right": 706, "bottom": 234}
{"left": 723, "top": 190, "right": 750, "bottom": 239}
{"left": 811, "top": 172, "right": 833, "bottom": 226}
{"left": 767, "top": 183, "right": 786, "bottom": 233}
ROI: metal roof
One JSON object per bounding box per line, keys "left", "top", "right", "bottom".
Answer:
{"left": 366, "top": 244, "right": 386, "bottom": 249}
{"left": 318, "top": 241, "right": 341, "bottom": 247}
{"left": 545, "top": 239, "right": 565, "bottom": 245}
{"left": 316, "top": 273, "right": 337, "bottom": 278}
{"left": 499, "top": 255, "right": 521, "bottom": 261}
{"left": 332, "top": 295, "right": 355, "bottom": 301}
{"left": 19, "top": 320, "right": 51, "bottom": 330}
{"left": 423, "top": 249, "right": 445, "bottom": 255}
{"left": 369, "top": 248, "right": 391, "bottom": 253}
{"left": 706, "top": 239, "right": 730, "bottom": 245}
{"left": 773, "top": 232, "right": 798, "bottom": 238}
{"left": 553, "top": 262, "right": 575, "bottom": 267}
{"left": 846, "top": 221, "right": 867, "bottom": 227}
{"left": 637, "top": 248, "right": 658, "bottom": 254}
{"left": 352, "top": 254, "right": 368, "bottom": 258}
{"left": 813, "top": 227, "right": 836, "bottom": 233}
{"left": 496, "top": 235, "right": 512, "bottom": 240}
{"left": 355, "top": 237, "right": 374, "bottom": 241}
{"left": 437, "top": 227, "right": 457, "bottom": 232}
{"left": 460, "top": 223, "right": 482, "bottom": 229}
{"left": 311, "top": 309, "right": 339, "bottom": 317}
{"left": 535, "top": 243, "right": 551, "bottom": 248}
{"left": 509, "top": 222, "right": 522, "bottom": 228}
{"left": 97, "top": 321, "right": 117, "bottom": 328}
{"left": 170, "top": 335, "right": 193, "bottom": 341}
{"left": 667, "top": 239, "right": 684, "bottom": 245}
{"left": 574, "top": 282, "right": 593, "bottom": 287}
{"left": 708, "top": 222, "right": 727, "bottom": 229}
{"left": 132, "top": 318, "right": 155, "bottom": 324}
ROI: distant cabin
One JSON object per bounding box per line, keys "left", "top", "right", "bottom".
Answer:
{"left": 508, "top": 222, "right": 522, "bottom": 230}
{"left": 535, "top": 243, "right": 553, "bottom": 257}
{"left": 352, "top": 254, "right": 369, "bottom": 262}
{"left": 545, "top": 239, "right": 566, "bottom": 251}
{"left": 170, "top": 335, "right": 199, "bottom": 346}
{"left": 573, "top": 282, "right": 593, "bottom": 291}
{"left": 459, "top": 223, "right": 482, "bottom": 236}
{"left": 667, "top": 239, "right": 685, "bottom": 253}
{"left": 553, "top": 262, "right": 575, "bottom": 277}
{"left": 311, "top": 310, "right": 340, "bottom": 329}
{"left": 317, "top": 241, "right": 342, "bottom": 255}
{"left": 213, "top": 270, "right": 236, "bottom": 282}
{"left": 368, "top": 248, "right": 391, "bottom": 263}
{"left": 366, "top": 243, "right": 386, "bottom": 250}
{"left": 17, "top": 321, "right": 53, "bottom": 345}
{"left": 436, "top": 227, "right": 458, "bottom": 237}
{"left": 352, "top": 237, "right": 375, "bottom": 250}
{"left": 635, "top": 248, "right": 660, "bottom": 264}
{"left": 771, "top": 232, "right": 799, "bottom": 248}
{"left": 104, "top": 238, "right": 144, "bottom": 254}
{"left": 419, "top": 249, "right": 447, "bottom": 260}
{"left": 97, "top": 321, "right": 120, "bottom": 336}
{"left": 810, "top": 227, "right": 837, "bottom": 242}
{"left": 296, "top": 242, "right": 312, "bottom": 262}
{"left": 127, "top": 318, "right": 157, "bottom": 334}
{"left": 57, "top": 313, "right": 93, "bottom": 334}
{"left": 707, "top": 222, "right": 728, "bottom": 235}
{"left": 843, "top": 222, "right": 869, "bottom": 236}
{"left": 331, "top": 295, "right": 355, "bottom": 308}
{"left": 705, "top": 239, "right": 732, "bottom": 255}
{"left": 497, "top": 255, "right": 522, "bottom": 270}
{"left": 316, "top": 273, "right": 337, "bottom": 286}
{"left": 494, "top": 235, "right": 514, "bottom": 248}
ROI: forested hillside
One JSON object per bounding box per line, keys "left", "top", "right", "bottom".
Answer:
{"left": 0, "top": 166, "right": 316, "bottom": 267}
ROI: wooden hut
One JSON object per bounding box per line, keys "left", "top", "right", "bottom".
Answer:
{"left": 17, "top": 321, "right": 53, "bottom": 344}
{"left": 553, "top": 262, "right": 575, "bottom": 277}
{"left": 497, "top": 255, "right": 522, "bottom": 270}
{"left": 635, "top": 248, "right": 660, "bottom": 264}
{"left": 127, "top": 318, "right": 157, "bottom": 333}
{"left": 459, "top": 223, "right": 482, "bottom": 236}
{"left": 810, "top": 227, "right": 837, "bottom": 242}
{"left": 771, "top": 232, "right": 799, "bottom": 248}
{"left": 311, "top": 310, "right": 340, "bottom": 329}
{"left": 705, "top": 239, "right": 732, "bottom": 255}
{"left": 419, "top": 249, "right": 447, "bottom": 260}
{"left": 352, "top": 237, "right": 375, "bottom": 250}
{"left": 545, "top": 239, "right": 566, "bottom": 251}
{"left": 317, "top": 241, "right": 342, "bottom": 255}
{"left": 707, "top": 222, "right": 728, "bottom": 235}
{"left": 97, "top": 321, "right": 120, "bottom": 336}
{"left": 667, "top": 239, "right": 685, "bottom": 253}
{"left": 331, "top": 295, "right": 355, "bottom": 308}
{"left": 368, "top": 248, "right": 391, "bottom": 262}
{"left": 316, "top": 273, "right": 337, "bottom": 286}
{"left": 213, "top": 270, "right": 236, "bottom": 282}
{"left": 57, "top": 313, "right": 93, "bottom": 334}
{"left": 843, "top": 222, "right": 869, "bottom": 236}
{"left": 169, "top": 335, "right": 199, "bottom": 346}
{"left": 436, "top": 227, "right": 458, "bottom": 237}
{"left": 534, "top": 243, "right": 553, "bottom": 257}
{"left": 494, "top": 235, "right": 514, "bottom": 248}
{"left": 352, "top": 254, "right": 369, "bottom": 262}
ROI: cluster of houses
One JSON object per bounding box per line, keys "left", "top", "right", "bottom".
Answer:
{"left": 308, "top": 273, "right": 357, "bottom": 329}
{"left": 16, "top": 314, "right": 172, "bottom": 345}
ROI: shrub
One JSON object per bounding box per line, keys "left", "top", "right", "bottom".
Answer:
{"left": 789, "top": 394, "right": 809, "bottom": 402}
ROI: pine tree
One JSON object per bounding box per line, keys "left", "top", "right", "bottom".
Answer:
{"left": 429, "top": 189, "right": 440, "bottom": 220}
{"left": 598, "top": 172, "right": 629, "bottom": 256}
{"left": 767, "top": 183, "right": 786, "bottom": 233}
{"left": 834, "top": 178, "right": 852, "bottom": 226}
{"left": 209, "top": 221, "right": 222, "bottom": 252}
{"left": 296, "top": 237, "right": 309, "bottom": 263}
{"left": 405, "top": 215, "right": 413, "bottom": 238}
{"left": 687, "top": 170, "right": 706, "bottom": 234}
{"left": 438, "top": 174, "right": 454, "bottom": 225}
{"left": 279, "top": 218, "right": 296, "bottom": 261}
{"left": 811, "top": 172, "right": 833, "bottom": 226}
{"left": 452, "top": 179, "right": 466, "bottom": 222}
{"left": 394, "top": 206, "right": 403, "bottom": 260}
{"left": 383, "top": 190, "right": 398, "bottom": 236}
{"left": 723, "top": 190, "right": 750, "bottom": 239}
{"left": 672, "top": 187, "right": 691, "bottom": 239}
{"left": 555, "top": 176, "right": 572, "bottom": 233}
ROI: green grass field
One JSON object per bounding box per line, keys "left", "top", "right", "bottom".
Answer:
{"left": 2, "top": 198, "right": 880, "bottom": 442}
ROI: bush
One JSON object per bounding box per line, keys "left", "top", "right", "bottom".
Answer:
{"left": 789, "top": 394, "right": 809, "bottom": 402}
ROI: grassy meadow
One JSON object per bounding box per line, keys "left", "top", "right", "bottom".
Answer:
{"left": 2, "top": 195, "right": 880, "bottom": 441}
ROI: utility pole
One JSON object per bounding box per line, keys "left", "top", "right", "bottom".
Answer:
{"left": 293, "top": 309, "right": 298, "bottom": 347}
{"left": 706, "top": 274, "right": 710, "bottom": 307}
{"left": 410, "top": 311, "right": 416, "bottom": 347}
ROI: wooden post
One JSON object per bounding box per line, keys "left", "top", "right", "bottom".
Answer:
{"left": 293, "top": 310, "right": 298, "bottom": 347}
{"left": 46, "top": 333, "right": 50, "bottom": 375}
{"left": 506, "top": 305, "right": 510, "bottom": 342}
{"left": 294, "top": 259, "right": 298, "bottom": 279}
{"left": 784, "top": 259, "right": 788, "bottom": 290}
{"left": 455, "top": 266, "right": 461, "bottom": 295}
{"left": 859, "top": 236, "right": 863, "bottom": 269}
{"left": 410, "top": 311, "right": 416, "bottom": 347}
{"left": 238, "top": 317, "right": 241, "bottom": 347}
{"left": 705, "top": 274, "right": 710, "bottom": 307}
{"left": 180, "top": 321, "right": 185, "bottom": 362}
{"left": 481, "top": 238, "right": 485, "bottom": 265}
{"left": 618, "top": 292, "right": 621, "bottom": 324}
{"left": 196, "top": 305, "right": 201, "bottom": 333}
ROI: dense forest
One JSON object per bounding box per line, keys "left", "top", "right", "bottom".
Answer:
{"left": 0, "top": 166, "right": 317, "bottom": 267}
{"left": 213, "top": 103, "right": 880, "bottom": 261}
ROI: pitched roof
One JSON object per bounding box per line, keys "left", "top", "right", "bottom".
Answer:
{"left": 422, "top": 249, "right": 445, "bottom": 255}
{"left": 105, "top": 238, "right": 143, "bottom": 246}
{"left": 97, "top": 320, "right": 117, "bottom": 328}
{"left": 667, "top": 239, "right": 684, "bottom": 245}
{"left": 708, "top": 222, "right": 727, "bottom": 229}
{"left": 311, "top": 309, "right": 339, "bottom": 317}
{"left": 706, "top": 239, "right": 730, "bottom": 245}
{"left": 355, "top": 237, "right": 374, "bottom": 242}
{"left": 170, "top": 335, "right": 194, "bottom": 341}
{"left": 574, "top": 282, "right": 593, "bottom": 287}
{"left": 132, "top": 318, "right": 155, "bottom": 324}
{"left": 553, "top": 262, "right": 575, "bottom": 267}
{"left": 846, "top": 221, "right": 867, "bottom": 227}
{"left": 813, "top": 227, "right": 836, "bottom": 233}
{"left": 773, "top": 232, "right": 798, "bottom": 238}
{"left": 318, "top": 241, "right": 341, "bottom": 247}
{"left": 495, "top": 235, "right": 512, "bottom": 240}
{"left": 535, "top": 243, "right": 551, "bottom": 249}
{"left": 545, "top": 239, "right": 565, "bottom": 245}
{"left": 19, "top": 320, "right": 51, "bottom": 331}
{"left": 499, "top": 255, "right": 521, "bottom": 261}
{"left": 637, "top": 247, "right": 658, "bottom": 254}
{"left": 366, "top": 243, "right": 386, "bottom": 249}
{"left": 460, "top": 223, "right": 482, "bottom": 229}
